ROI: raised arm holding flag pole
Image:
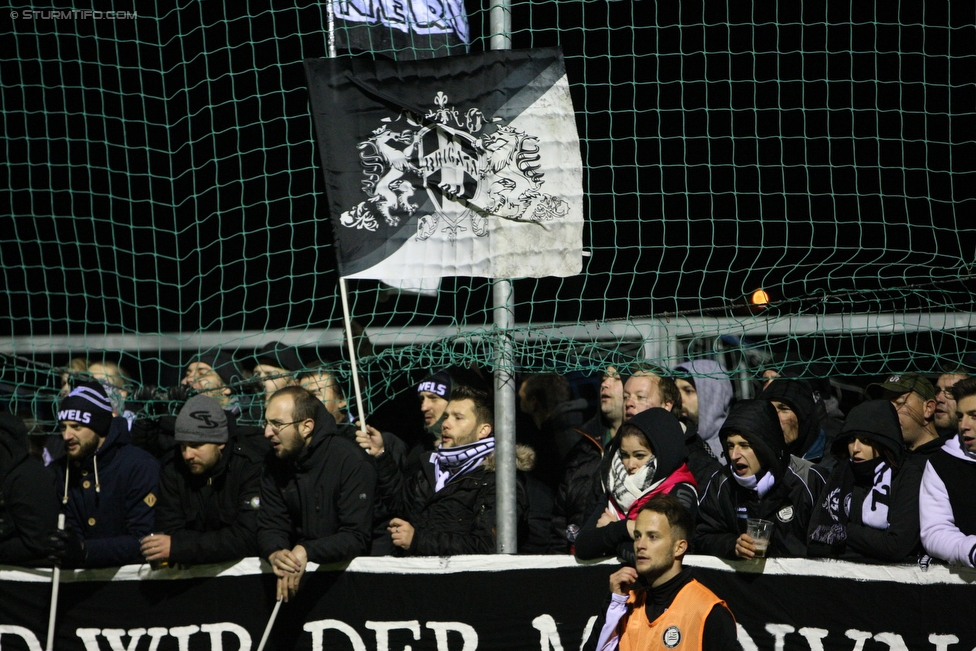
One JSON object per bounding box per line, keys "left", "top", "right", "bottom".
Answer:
{"left": 305, "top": 40, "right": 584, "bottom": 553}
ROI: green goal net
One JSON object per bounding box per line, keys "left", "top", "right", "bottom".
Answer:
{"left": 2, "top": 2, "right": 974, "bottom": 433}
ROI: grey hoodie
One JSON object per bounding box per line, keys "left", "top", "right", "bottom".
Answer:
{"left": 673, "top": 359, "right": 733, "bottom": 460}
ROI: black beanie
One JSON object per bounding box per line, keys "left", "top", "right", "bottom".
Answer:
{"left": 253, "top": 341, "right": 305, "bottom": 372}
{"left": 58, "top": 381, "right": 114, "bottom": 436}
{"left": 417, "top": 369, "right": 452, "bottom": 398}
{"left": 188, "top": 350, "right": 243, "bottom": 388}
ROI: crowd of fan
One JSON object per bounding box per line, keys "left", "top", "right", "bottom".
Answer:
{"left": 1, "top": 344, "right": 974, "bottom": 601}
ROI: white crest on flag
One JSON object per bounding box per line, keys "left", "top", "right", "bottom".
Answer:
{"left": 340, "top": 92, "right": 571, "bottom": 244}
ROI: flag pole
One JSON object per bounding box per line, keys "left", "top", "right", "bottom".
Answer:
{"left": 339, "top": 277, "right": 369, "bottom": 433}
{"left": 45, "top": 513, "right": 66, "bottom": 651}
{"left": 490, "top": 0, "right": 517, "bottom": 555}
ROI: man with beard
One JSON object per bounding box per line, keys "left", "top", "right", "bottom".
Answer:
{"left": 587, "top": 494, "right": 740, "bottom": 651}
{"left": 52, "top": 382, "right": 160, "bottom": 568}
{"left": 258, "top": 387, "right": 376, "bottom": 601}
{"left": 919, "top": 377, "right": 976, "bottom": 568}
{"left": 141, "top": 395, "right": 264, "bottom": 566}
{"left": 671, "top": 360, "right": 733, "bottom": 462}
{"left": 364, "top": 385, "right": 528, "bottom": 555}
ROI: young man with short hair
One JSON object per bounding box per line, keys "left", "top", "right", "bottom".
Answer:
{"left": 919, "top": 377, "right": 976, "bottom": 567}
{"left": 589, "top": 494, "right": 740, "bottom": 651}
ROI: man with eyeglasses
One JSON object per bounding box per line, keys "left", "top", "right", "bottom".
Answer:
{"left": 257, "top": 386, "right": 376, "bottom": 601}
{"left": 934, "top": 369, "right": 971, "bottom": 438}
{"left": 867, "top": 373, "right": 943, "bottom": 469}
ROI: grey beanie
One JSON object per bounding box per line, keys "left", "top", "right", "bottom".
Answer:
{"left": 175, "top": 395, "right": 229, "bottom": 444}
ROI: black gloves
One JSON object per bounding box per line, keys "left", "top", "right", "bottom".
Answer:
{"left": 48, "top": 529, "right": 86, "bottom": 569}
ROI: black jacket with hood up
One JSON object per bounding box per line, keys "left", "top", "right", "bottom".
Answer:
{"left": 575, "top": 408, "right": 698, "bottom": 563}
{"left": 808, "top": 400, "right": 922, "bottom": 562}
{"left": 0, "top": 413, "right": 60, "bottom": 566}
{"left": 695, "top": 400, "right": 822, "bottom": 559}
{"left": 257, "top": 403, "right": 377, "bottom": 563}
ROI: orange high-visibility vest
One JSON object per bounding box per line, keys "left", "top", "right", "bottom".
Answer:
{"left": 618, "top": 579, "right": 731, "bottom": 650}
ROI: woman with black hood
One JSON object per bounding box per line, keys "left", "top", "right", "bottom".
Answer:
{"left": 695, "top": 400, "right": 823, "bottom": 559}
{"left": 574, "top": 408, "right": 697, "bottom": 563}
{"left": 808, "top": 400, "right": 922, "bottom": 562}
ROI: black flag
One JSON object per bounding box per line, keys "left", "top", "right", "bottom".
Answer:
{"left": 305, "top": 48, "right": 584, "bottom": 279}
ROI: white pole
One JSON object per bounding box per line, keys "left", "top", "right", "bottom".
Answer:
{"left": 256, "top": 596, "right": 283, "bottom": 651}
{"left": 339, "top": 277, "right": 369, "bottom": 430}
{"left": 45, "top": 513, "right": 65, "bottom": 651}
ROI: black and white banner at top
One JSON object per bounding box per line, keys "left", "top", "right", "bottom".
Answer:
{"left": 304, "top": 48, "right": 585, "bottom": 280}
{"left": 331, "top": 0, "right": 469, "bottom": 58}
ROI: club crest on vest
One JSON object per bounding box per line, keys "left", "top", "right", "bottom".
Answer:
{"left": 777, "top": 505, "right": 795, "bottom": 522}
{"left": 662, "top": 625, "right": 681, "bottom": 648}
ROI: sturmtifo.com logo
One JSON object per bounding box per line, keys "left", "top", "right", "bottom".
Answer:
{"left": 10, "top": 9, "right": 138, "bottom": 19}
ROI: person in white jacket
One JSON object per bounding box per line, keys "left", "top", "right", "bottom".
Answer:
{"left": 919, "top": 376, "right": 976, "bottom": 567}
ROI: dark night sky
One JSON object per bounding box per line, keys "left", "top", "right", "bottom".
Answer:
{"left": 2, "top": 1, "right": 974, "bottom": 384}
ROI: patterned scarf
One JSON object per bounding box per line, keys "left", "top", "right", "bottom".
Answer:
{"left": 432, "top": 438, "right": 495, "bottom": 492}
{"left": 605, "top": 455, "right": 698, "bottom": 519}
{"left": 809, "top": 457, "right": 891, "bottom": 553}
{"left": 607, "top": 453, "right": 659, "bottom": 514}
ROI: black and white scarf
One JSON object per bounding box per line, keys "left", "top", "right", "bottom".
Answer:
{"left": 432, "top": 438, "right": 495, "bottom": 492}
{"left": 607, "top": 453, "right": 659, "bottom": 514}
{"left": 809, "top": 457, "right": 892, "bottom": 553}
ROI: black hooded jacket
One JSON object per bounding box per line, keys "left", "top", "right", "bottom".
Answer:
{"left": 695, "top": 400, "right": 821, "bottom": 559}
{"left": 155, "top": 432, "right": 266, "bottom": 565}
{"left": 257, "top": 403, "right": 377, "bottom": 563}
{"left": 52, "top": 417, "right": 161, "bottom": 567}
{"left": 574, "top": 408, "right": 698, "bottom": 563}
{"left": 0, "top": 413, "right": 60, "bottom": 566}
{"left": 761, "top": 378, "right": 838, "bottom": 462}
{"left": 808, "top": 400, "right": 922, "bottom": 562}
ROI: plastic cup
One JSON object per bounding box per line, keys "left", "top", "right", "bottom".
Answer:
{"left": 747, "top": 518, "right": 773, "bottom": 558}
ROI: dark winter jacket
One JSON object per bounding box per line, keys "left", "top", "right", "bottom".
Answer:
{"left": 550, "top": 415, "right": 605, "bottom": 553}
{"left": 155, "top": 435, "right": 265, "bottom": 564}
{"left": 257, "top": 404, "right": 377, "bottom": 564}
{"left": 0, "top": 413, "right": 60, "bottom": 566}
{"left": 527, "top": 398, "right": 589, "bottom": 493}
{"left": 52, "top": 417, "right": 161, "bottom": 568}
{"left": 681, "top": 420, "right": 724, "bottom": 489}
{"left": 374, "top": 440, "right": 530, "bottom": 555}
{"left": 335, "top": 421, "right": 407, "bottom": 555}
{"left": 695, "top": 400, "right": 821, "bottom": 559}
{"left": 575, "top": 408, "right": 698, "bottom": 563}
{"left": 808, "top": 400, "right": 921, "bottom": 562}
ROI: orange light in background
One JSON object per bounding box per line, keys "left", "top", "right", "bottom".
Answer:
{"left": 750, "top": 289, "right": 771, "bottom": 306}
